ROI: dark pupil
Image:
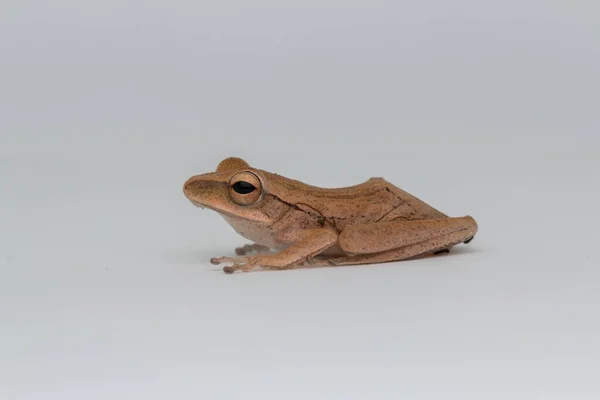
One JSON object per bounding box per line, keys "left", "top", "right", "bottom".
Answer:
{"left": 232, "top": 181, "right": 256, "bottom": 194}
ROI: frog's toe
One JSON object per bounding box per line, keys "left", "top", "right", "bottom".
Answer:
{"left": 210, "top": 256, "right": 249, "bottom": 265}
{"left": 211, "top": 255, "right": 259, "bottom": 274}
{"left": 222, "top": 260, "right": 257, "bottom": 274}
{"left": 210, "top": 256, "right": 232, "bottom": 265}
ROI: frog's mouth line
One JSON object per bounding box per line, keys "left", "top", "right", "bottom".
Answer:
{"left": 191, "top": 201, "right": 235, "bottom": 218}
{"left": 190, "top": 200, "right": 205, "bottom": 209}
{"left": 189, "top": 200, "right": 234, "bottom": 218}
{"left": 187, "top": 198, "right": 271, "bottom": 225}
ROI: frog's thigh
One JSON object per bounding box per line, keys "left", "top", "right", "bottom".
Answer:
{"left": 325, "top": 228, "right": 472, "bottom": 266}
{"left": 339, "top": 216, "right": 477, "bottom": 255}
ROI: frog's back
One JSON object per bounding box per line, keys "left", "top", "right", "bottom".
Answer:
{"left": 261, "top": 171, "right": 446, "bottom": 231}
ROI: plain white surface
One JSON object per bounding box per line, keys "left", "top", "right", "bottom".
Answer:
{"left": 1, "top": 1, "right": 599, "bottom": 399}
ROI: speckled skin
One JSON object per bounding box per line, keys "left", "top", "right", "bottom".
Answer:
{"left": 183, "top": 157, "right": 478, "bottom": 273}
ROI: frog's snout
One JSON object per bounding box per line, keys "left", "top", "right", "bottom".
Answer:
{"left": 183, "top": 172, "right": 235, "bottom": 212}
{"left": 183, "top": 176, "right": 205, "bottom": 208}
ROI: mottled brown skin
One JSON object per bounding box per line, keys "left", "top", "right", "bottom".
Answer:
{"left": 183, "top": 157, "right": 478, "bottom": 273}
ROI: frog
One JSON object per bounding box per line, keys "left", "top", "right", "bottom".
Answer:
{"left": 183, "top": 157, "right": 478, "bottom": 273}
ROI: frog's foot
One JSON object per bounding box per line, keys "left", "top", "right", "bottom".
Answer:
{"left": 210, "top": 255, "right": 260, "bottom": 274}
{"left": 235, "top": 243, "right": 271, "bottom": 256}
{"left": 213, "top": 229, "right": 339, "bottom": 273}
{"left": 211, "top": 254, "right": 307, "bottom": 273}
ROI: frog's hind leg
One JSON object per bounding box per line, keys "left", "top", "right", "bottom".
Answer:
{"left": 322, "top": 227, "right": 474, "bottom": 267}
{"left": 339, "top": 216, "right": 477, "bottom": 255}
{"left": 319, "top": 216, "right": 477, "bottom": 266}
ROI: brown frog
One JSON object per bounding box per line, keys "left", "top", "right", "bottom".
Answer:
{"left": 183, "top": 157, "right": 477, "bottom": 273}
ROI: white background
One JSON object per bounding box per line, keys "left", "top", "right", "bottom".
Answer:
{"left": 1, "top": 1, "right": 599, "bottom": 399}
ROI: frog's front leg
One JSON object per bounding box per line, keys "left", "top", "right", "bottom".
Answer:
{"left": 211, "top": 229, "right": 338, "bottom": 273}
{"left": 210, "top": 245, "right": 271, "bottom": 267}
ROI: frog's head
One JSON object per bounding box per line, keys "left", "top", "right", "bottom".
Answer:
{"left": 183, "top": 157, "right": 275, "bottom": 224}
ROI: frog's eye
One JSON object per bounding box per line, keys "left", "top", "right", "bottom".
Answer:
{"left": 229, "top": 171, "right": 262, "bottom": 205}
